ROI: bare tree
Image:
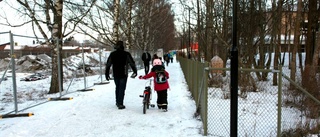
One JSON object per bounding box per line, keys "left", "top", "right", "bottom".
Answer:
{"left": 1, "top": 0, "right": 96, "bottom": 93}
{"left": 79, "top": 0, "right": 175, "bottom": 52}
{"left": 77, "top": 1, "right": 114, "bottom": 49}
{"left": 131, "top": 0, "right": 175, "bottom": 51}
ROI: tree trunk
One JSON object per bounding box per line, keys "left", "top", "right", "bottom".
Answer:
{"left": 49, "top": 0, "right": 63, "bottom": 94}
{"left": 196, "top": 0, "right": 201, "bottom": 61}
{"left": 206, "top": 0, "right": 213, "bottom": 60}
{"left": 305, "top": 0, "right": 318, "bottom": 66}
{"left": 290, "top": 0, "right": 302, "bottom": 88}
{"left": 126, "top": 0, "right": 133, "bottom": 49}
{"left": 113, "top": 0, "right": 120, "bottom": 43}
{"left": 302, "top": 0, "right": 319, "bottom": 87}
{"left": 272, "top": 0, "right": 282, "bottom": 86}
{"left": 146, "top": 1, "right": 153, "bottom": 51}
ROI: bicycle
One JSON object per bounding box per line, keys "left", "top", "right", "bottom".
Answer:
{"left": 139, "top": 79, "right": 155, "bottom": 114}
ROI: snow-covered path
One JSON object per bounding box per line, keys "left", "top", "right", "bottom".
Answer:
{"left": 0, "top": 60, "right": 203, "bottom": 137}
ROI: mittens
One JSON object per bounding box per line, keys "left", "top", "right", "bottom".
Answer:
{"left": 106, "top": 74, "right": 111, "bottom": 81}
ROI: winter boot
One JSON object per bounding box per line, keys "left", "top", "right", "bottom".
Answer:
{"left": 162, "top": 105, "right": 168, "bottom": 112}
{"left": 117, "top": 104, "right": 126, "bottom": 109}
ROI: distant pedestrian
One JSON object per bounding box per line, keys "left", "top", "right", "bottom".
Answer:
{"left": 158, "top": 57, "right": 165, "bottom": 68}
{"left": 169, "top": 52, "right": 174, "bottom": 63}
{"left": 105, "top": 41, "right": 138, "bottom": 109}
{"left": 163, "top": 53, "right": 169, "bottom": 66}
{"left": 141, "top": 51, "right": 151, "bottom": 75}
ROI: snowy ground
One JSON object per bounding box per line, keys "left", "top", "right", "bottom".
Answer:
{"left": 0, "top": 59, "right": 203, "bottom": 137}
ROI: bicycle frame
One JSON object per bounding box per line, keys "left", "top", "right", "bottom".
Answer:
{"left": 140, "top": 79, "right": 155, "bottom": 114}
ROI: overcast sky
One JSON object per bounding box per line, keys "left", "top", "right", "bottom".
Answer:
{"left": 0, "top": 0, "right": 189, "bottom": 46}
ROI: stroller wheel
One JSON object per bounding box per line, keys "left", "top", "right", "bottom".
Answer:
{"left": 150, "top": 104, "right": 155, "bottom": 108}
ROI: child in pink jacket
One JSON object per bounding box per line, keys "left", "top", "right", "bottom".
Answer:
{"left": 139, "top": 59, "right": 170, "bottom": 112}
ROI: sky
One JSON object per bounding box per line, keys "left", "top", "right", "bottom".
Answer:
{"left": 0, "top": 55, "right": 204, "bottom": 137}
{"left": 0, "top": 0, "right": 188, "bottom": 46}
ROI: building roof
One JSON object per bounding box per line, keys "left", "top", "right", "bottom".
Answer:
{"left": 2, "top": 44, "right": 92, "bottom": 51}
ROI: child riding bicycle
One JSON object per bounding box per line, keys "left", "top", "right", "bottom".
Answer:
{"left": 139, "top": 59, "right": 170, "bottom": 112}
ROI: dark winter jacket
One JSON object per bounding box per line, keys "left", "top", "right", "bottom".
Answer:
{"left": 163, "top": 54, "right": 169, "bottom": 62}
{"left": 105, "top": 46, "right": 137, "bottom": 79}
{"left": 141, "top": 65, "right": 169, "bottom": 91}
{"left": 141, "top": 52, "right": 151, "bottom": 63}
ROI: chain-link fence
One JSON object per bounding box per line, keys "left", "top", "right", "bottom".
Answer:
{"left": 280, "top": 66, "right": 320, "bottom": 137}
{"left": 0, "top": 31, "right": 147, "bottom": 118}
{"left": 207, "top": 68, "right": 282, "bottom": 136}
{"left": 177, "top": 56, "right": 320, "bottom": 136}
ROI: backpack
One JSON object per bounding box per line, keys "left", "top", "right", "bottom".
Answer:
{"left": 155, "top": 70, "right": 167, "bottom": 84}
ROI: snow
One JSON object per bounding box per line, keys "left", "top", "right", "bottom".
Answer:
{"left": 0, "top": 56, "right": 203, "bottom": 137}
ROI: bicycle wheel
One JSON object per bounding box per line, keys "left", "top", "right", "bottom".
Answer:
{"left": 146, "top": 94, "right": 150, "bottom": 109}
{"left": 143, "top": 95, "right": 148, "bottom": 114}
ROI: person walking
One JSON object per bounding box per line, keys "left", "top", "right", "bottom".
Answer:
{"left": 105, "top": 41, "right": 137, "bottom": 109}
{"left": 163, "top": 53, "right": 170, "bottom": 66}
{"left": 169, "top": 51, "right": 174, "bottom": 63}
{"left": 139, "top": 59, "right": 170, "bottom": 112}
{"left": 141, "top": 51, "right": 151, "bottom": 75}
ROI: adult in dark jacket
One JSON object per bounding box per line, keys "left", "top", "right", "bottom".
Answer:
{"left": 163, "top": 54, "right": 170, "bottom": 66}
{"left": 105, "top": 41, "right": 137, "bottom": 109}
{"left": 141, "top": 51, "right": 151, "bottom": 75}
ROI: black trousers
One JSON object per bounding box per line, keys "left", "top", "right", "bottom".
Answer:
{"left": 143, "top": 62, "right": 150, "bottom": 75}
{"left": 113, "top": 77, "right": 128, "bottom": 105}
{"left": 156, "top": 89, "right": 168, "bottom": 109}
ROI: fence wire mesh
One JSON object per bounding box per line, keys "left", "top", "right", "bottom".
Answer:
{"left": 177, "top": 55, "right": 320, "bottom": 136}
{"left": 280, "top": 66, "right": 320, "bottom": 137}
{"left": 207, "top": 68, "right": 280, "bottom": 136}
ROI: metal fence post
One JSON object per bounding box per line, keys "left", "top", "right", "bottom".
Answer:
{"left": 203, "top": 63, "right": 209, "bottom": 136}
{"left": 77, "top": 42, "right": 93, "bottom": 92}
{"left": 9, "top": 31, "right": 18, "bottom": 114}
{"left": 277, "top": 65, "right": 282, "bottom": 137}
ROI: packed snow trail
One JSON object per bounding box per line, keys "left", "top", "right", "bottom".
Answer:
{"left": 0, "top": 60, "right": 203, "bottom": 137}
